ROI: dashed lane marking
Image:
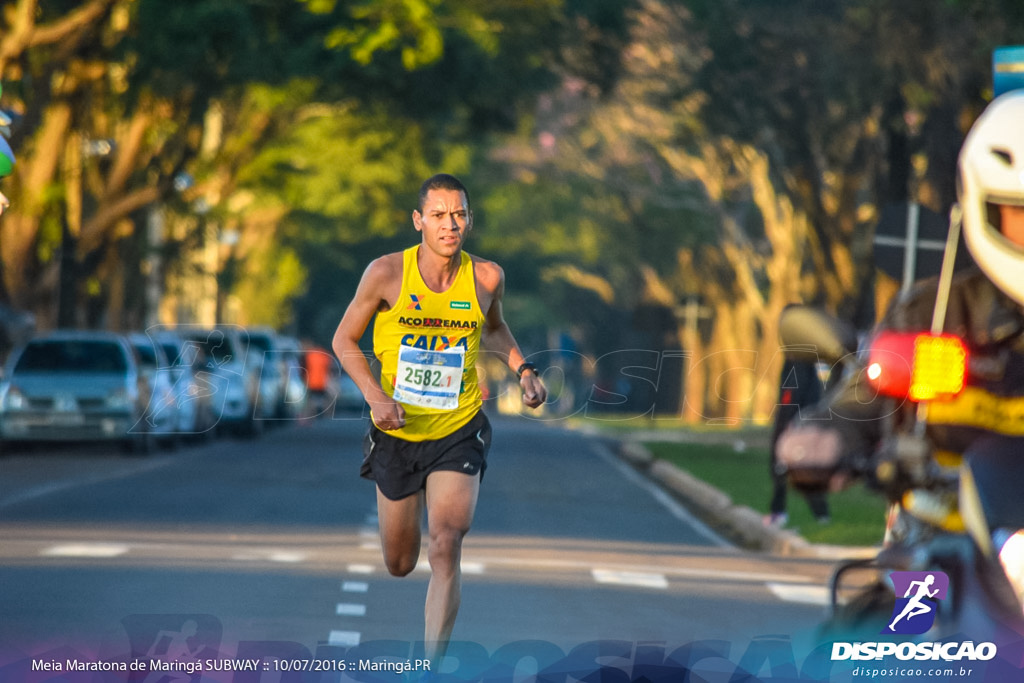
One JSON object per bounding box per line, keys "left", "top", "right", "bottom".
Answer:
{"left": 336, "top": 603, "right": 367, "bottom": 617}
{"left": 592, "top": 569, "right": 669, "bottom": 589}
{"left": 470, "top": 554, "right": 811, "bottom": 585}
{"left": 41, "top": 543, "right": 129, "bottom": 558}
{"left": 766, "top": 582, "right": 831, "bottom": 606}
{"left": 328, "top": 631, "right": 361, "bottom": 647}
{"left": 229, "top": 550, "right": 307, "bottom": 563}
{"left": 343, "top": 581, "right": 369, "bottom": 593}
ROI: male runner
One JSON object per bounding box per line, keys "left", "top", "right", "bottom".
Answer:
{"left": 332, "top": 173, "right": 547, "bottom": 668}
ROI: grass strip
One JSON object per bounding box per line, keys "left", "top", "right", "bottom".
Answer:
{"left": 644, "top": 440, "right": 887, "bottom": 547}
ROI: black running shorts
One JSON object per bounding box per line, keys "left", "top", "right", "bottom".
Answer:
{"left": 360, "top": 410, "right": 491, "bottom": 500}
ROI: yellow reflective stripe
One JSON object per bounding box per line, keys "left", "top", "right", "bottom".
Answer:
{"left": 932, "top": 449, "right": 962, "bottom": 469}
{"left": 926, "top": 387, "right": 1024, "bottom": 436}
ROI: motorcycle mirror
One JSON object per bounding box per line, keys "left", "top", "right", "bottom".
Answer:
{"left": 779, "top": 305, "right": 858, "bottom": 365}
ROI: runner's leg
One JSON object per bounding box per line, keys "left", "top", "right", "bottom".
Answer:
{"left": 376, "top": 487, "right": 424, "bottom": 576}
{"left": 422, "top": 469, "right": 480, "bottom": 666}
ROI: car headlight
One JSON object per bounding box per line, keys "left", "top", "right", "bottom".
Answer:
{"left": 106, "top": 387, "right": 134, "bottom": 410}
{"left": 3, "top": 385, "right": 26, "bottom": 411}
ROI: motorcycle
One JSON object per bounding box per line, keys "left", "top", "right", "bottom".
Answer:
{"left": 778, "top": 211, "right": 1024, "bottom": 646}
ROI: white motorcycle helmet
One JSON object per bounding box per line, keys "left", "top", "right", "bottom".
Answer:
{"left": 958, "top": 90, "right": 1024, "bottom": 308}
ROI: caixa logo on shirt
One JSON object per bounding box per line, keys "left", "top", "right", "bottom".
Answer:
{"left": 883, "top": 571, "right": 949, "bottom": 635}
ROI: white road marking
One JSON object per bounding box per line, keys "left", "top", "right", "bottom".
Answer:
{"left": 268, "top": 551, "right": 306, "bottom": 563}
{"left": 591, "top": 443, "right": 730, "bottom": 547}
{"left": 592, "top": 569, "right": 669, "bottom": 589}
{"left": 342, "top": 581, "right": 369, "bottom": 593}
{"left": 328, "top": 631, "right": 361, "bottom": 646}
{"left": 41, "top": 543, "right": 129, "bottom": 558}
{"left": 467, "top": 554, "right": 810, "bottom": 585}
{"left": 0, "top": 458, "right": 173, "bottom": 510}
{"left": 412, "top": 559, "right": 486, "bottom": 575}
{"left": 229, "top": 550, "right": 307, "bottom": 563}
{"left": 336, "top": 603, "right": 367, "bottom": 617}
{"left": 23, "top": 536, "right": 809, "bottom": 587}
{"left": 767, "top": 582, "right": 831, "bottom": 606}
{"left": 360, "top": 516, "right": 381, "bottom": 551}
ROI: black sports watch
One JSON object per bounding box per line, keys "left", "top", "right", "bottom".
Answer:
{"left": 516, "top": 362, "right": 538, "bottom": 379}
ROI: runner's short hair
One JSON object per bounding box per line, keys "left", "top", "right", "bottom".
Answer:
{"left": 418, "top": 173, "right": 470, "bottom": 211}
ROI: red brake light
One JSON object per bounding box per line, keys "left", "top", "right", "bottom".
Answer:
{"left": 867, "top": 331, "right": 968, "bottom": 400}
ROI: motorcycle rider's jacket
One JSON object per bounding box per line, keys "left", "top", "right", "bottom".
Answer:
{"left": 807, "top": 266, "right": 1024, "bottom": 469}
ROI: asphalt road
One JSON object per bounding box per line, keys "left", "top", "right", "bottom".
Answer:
{"left": 0, "top": 412, "right": 845, "bottom": 681}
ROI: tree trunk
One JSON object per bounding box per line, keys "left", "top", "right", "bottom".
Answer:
{"left": 0, "top": 100, "right": 73, "bottom": 314}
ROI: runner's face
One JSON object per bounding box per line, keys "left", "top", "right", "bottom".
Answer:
{"left": 414, "top": 189, "right": 471, "bottom": 257}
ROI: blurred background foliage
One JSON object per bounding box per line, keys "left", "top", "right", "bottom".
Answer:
{"left": 1, "top": 0, "right": 1022, "bottom": 421}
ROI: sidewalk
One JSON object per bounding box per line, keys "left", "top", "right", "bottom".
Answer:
{"left": 614, "top": 439, "right": 878, "bottom": 561}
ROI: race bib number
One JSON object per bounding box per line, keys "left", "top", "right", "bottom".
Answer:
{"left": 392, "top": 345, "right": 465, "bottom": 410}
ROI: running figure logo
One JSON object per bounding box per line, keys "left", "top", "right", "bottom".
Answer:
{"left": 884, "top": 571, "right": 949, "bottom": 635}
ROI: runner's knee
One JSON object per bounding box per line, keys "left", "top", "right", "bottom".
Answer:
{"left": 427, "top": 527, "right": 466, "bottom": 569}
{"left": 383, "top": 550, "right": 418, "bottom": 577}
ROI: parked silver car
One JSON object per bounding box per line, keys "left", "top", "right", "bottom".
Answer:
{"left": 0, "top": 330, "right": 155, "bottom": 452}
{"left": 246, "top": 326, "right": 289, "bottom": 422}
{"left": 152, "top": 329, "right": 218, "bottom": 442}
{"left": 127, "top": 332, "right": 180, "bottom": 448}
{"left": 179, "top": 326, "right": 262, "bottom": 437}
{"left": 274, "top": 334, "right": 308, "bottom": 419}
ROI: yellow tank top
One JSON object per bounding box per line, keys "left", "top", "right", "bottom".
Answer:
{"left": 372, "top": 246, "right": 485, "bottom": 441}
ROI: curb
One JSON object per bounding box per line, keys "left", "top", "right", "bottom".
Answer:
{"left": 617, "top": 440, "right": 874, "bottom": 559}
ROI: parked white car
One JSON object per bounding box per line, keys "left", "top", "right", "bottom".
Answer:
{"left": 0, "top": 330, "right": 155, "bottom": 452}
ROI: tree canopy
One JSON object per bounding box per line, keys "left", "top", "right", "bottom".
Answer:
{"left": 1, "top": 0, "right": 1022, "bottom": 421}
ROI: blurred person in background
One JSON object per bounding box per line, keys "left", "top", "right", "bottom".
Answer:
{"left": 301, "top": 340, "right": 334, "bottom": 418}
{"left": 765, "top": 355, "right": 831, "bottom": 528}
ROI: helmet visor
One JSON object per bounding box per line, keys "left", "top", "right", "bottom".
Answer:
{"left": 985, "top": 201, "right": 1024, "bottom": 250}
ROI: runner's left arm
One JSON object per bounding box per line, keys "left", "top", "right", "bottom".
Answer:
{"left": 480, "top": 264, "right": 546, "bottom": 409}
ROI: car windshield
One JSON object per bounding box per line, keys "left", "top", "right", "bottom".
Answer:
{"left": 160, "top": 343, "right": 183, "bottom": 366}
{"left": 15, "top": 340, "right": 128, "bottom": 373}
{"left": 248, "top": 334, "right": 272, "bottom": 353}
{"left": 132, "top": 343, "right": 158, "bottom": 370}
{"left": 186, "top": 335, "right": 237, "bottom": 366}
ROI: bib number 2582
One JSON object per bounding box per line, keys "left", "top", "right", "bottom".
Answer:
{"left": 392, "top": 345, "right": 464, "bottom": 410}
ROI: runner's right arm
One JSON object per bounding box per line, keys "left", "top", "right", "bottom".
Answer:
{"left": 332, "top": 256, "right": 406, "bottom": 431}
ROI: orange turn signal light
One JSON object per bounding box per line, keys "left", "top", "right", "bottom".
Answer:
{"left": 866, "top": 331, "right": 968, "bottom": 401}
